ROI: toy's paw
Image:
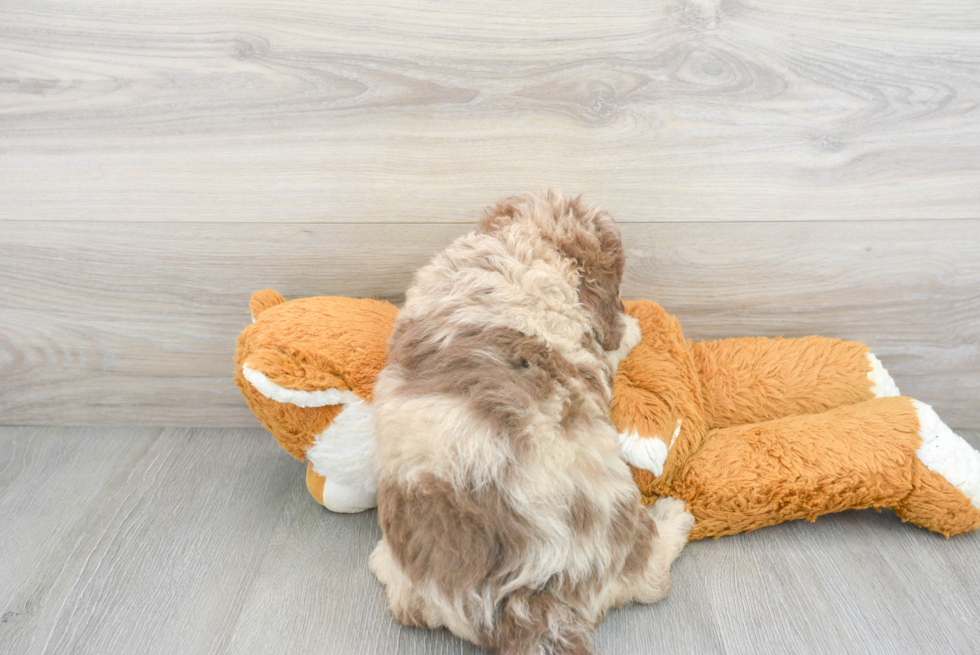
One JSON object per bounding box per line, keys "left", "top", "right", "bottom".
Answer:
{"left": 306, "top": 460, "right": 377, "bottom": 512}
{"left": 648, "top": 497, "right": 696, "bottom": 553}
{"left": 913, "top": 400, "right": 980, "bottom": 510}
{"left": 321, "top": 478, "right": 377, "bottom": 513}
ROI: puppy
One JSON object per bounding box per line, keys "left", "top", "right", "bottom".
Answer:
{"left": 369, "top": 191, "right": 694, "bottom": 655}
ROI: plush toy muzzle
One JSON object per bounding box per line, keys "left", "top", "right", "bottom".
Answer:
{"left": 234, "top": 289, "right": 396, "bottom": 512}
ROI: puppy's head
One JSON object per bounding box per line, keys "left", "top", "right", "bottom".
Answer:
{"left": 478, "top": 190, "right": 627, "bottom": 353}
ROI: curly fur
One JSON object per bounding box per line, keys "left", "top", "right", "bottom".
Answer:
{"left": 370, "top": 191, "right": 694, "bottom": 655}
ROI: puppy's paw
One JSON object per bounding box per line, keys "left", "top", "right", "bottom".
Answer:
{"left": 647, "top": 496, "right": 686, "bottom": 523}
{"left": 368, "top": 539, "right": 388, "bottom": 583}
{"left": 648, "top": 497, "right": 695, "bottom": 555}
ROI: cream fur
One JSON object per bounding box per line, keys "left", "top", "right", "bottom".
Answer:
{"left": 371, "top": 191, "right": 692, "bottom": 654}
{"left": 867, "top": 352, "right": 900, "bottom": 398}
{"left": 398, "top": 231, "right": 599, "bottom": 372}
{"left": 628, "top": 498, "right": 695, "bottom": 604}
{"left": 605, "top": 314, "right": 642, "bottom": 372}
{"left": 913, "top": 400, "right": 980, "bottom": 509}
{"left": 619, "top": 431, "right": 669, "bottom": 477}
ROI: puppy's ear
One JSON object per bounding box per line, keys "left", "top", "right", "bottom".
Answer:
{"left": 578, "top": 270, "right": 625, "bottom": 353}
{"left": 564, "top": 201, "right": 627, "bottom": 353}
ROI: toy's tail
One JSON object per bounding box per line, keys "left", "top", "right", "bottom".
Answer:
{"left": 249, "top": 289, "right": 286, "bottom": 321}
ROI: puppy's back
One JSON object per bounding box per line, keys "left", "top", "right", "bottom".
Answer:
{"left": 372, "top": 191, "right": 644, "bottom": 654}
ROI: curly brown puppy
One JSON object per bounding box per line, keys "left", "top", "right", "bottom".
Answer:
{"left": 369, "top": 190, "right": 694, "bottom": 655}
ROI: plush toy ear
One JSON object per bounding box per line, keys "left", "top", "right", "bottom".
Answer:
{"left": 250, "top": 289, "right": 286, "bottom": 321}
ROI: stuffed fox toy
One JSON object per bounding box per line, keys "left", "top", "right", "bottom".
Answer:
{"left": 235, "top": 289, "right": 980, "bottom": 540}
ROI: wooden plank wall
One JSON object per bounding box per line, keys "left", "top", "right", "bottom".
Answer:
{"left": 1, "top": 1, "right": 978, "bottom": 427}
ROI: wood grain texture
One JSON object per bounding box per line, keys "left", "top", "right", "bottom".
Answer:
{"left": 1, "top": 0, "right": 979, "bottom": 223}
{"left": 0, "top": 426, "right": 148, "bottom": 646}
{"left": 2, "top": 427, "right": 979, "bottom": 654}
{"left": 2, "top": 219, "right": 977, "bottom": 427}
{"left": 0, "top": 427, "right": 297, "bottom": 655}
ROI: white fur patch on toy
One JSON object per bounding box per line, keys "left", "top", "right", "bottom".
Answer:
{"left": 320, "top": 477, "right": 377, "bottom": 513}
{"left": 619, "top": 430, "right": 669, "bottom": 478}
{"left": 242, "top": 363, "right": 360, "bottom": 408}
{"left": 306, "top": 399, "right": 378, "bottom": 496}
{"left": 866, "top": 353, "right": 900, "bottom": 398}
{"left": 913, "top": 400, "right": 980, "bottom": 509}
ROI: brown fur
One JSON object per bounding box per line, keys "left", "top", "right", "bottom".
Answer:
{"left": 493, "top": 590, "right": 594, "bottom": 655}
{"left": 378, "top": 474, "right": 530, "bottom": 600}
{"left": 621, "top": 520, "right": 657, "bottom": 579}
{"left": 370, "top": 191, "right": 693, "bottom": 655}
{"left": 478, "top": 192, "right": 627, "bottom": 353}
{"left": 387, "top": 320, "right": 608, "bottom": 439}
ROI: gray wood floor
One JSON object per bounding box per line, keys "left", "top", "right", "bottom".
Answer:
{"left": 2, "top": 426, "right": 978, "bottom": 655}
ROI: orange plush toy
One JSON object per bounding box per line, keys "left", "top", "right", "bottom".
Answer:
{"left": 235, "top": 290, "right": 980, "bottom": 539}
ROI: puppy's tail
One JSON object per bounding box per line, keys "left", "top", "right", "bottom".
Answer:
{"left": 493, "top": 589, "right": 594, "bottom": 655}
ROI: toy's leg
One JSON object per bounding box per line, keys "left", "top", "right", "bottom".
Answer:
{"left": 668, "top": 397, "right": 980, "bottom": 540}
{"left": 690, "top": 336, "right": 899, "bottom": 430}
{"left": 302, "top": 398, "right": 378, "bottom": 513}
